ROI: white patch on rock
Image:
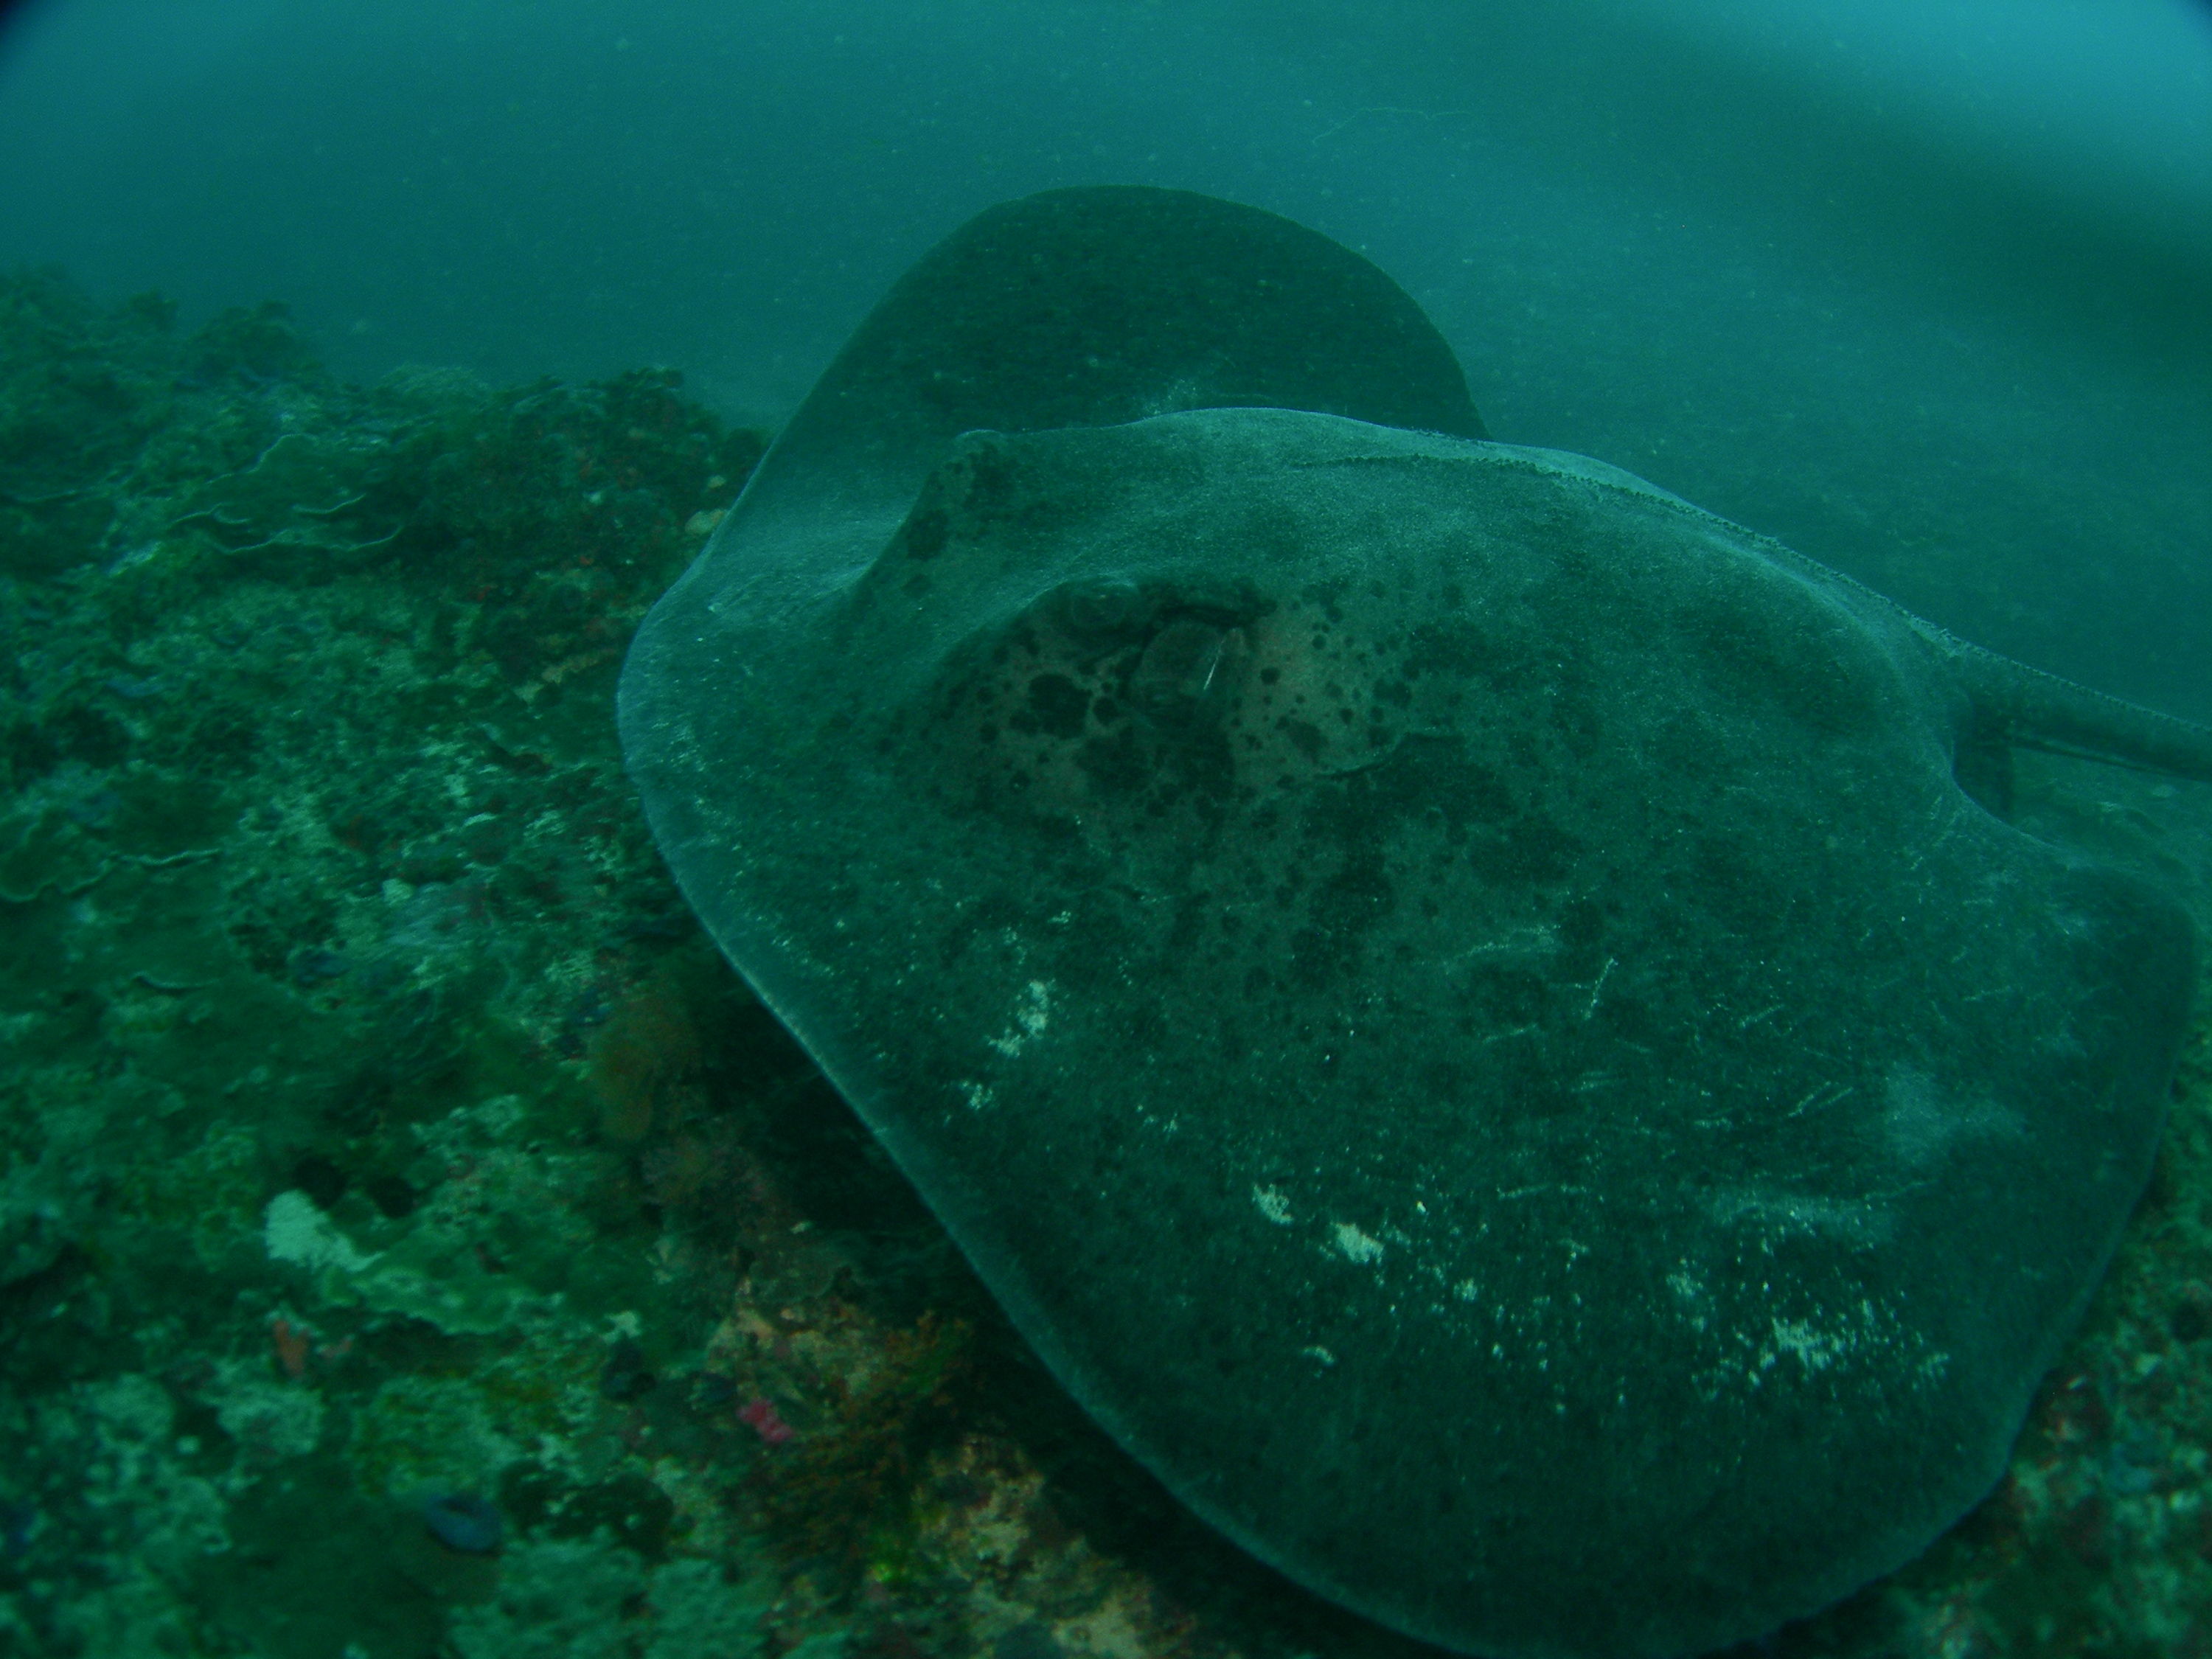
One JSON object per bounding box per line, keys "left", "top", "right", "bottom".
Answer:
{"left": 262, "top": 1189, "right": 377, "bottom": 1274}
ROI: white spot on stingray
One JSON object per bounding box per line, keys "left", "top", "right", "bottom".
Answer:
{"left": 1695, "top": 1293, "right": 1947, "bottom": 1401}
{"left": 1882, "top": 1064, "right": 2023, "bottom": 1168}
{"left": 1253, "top": 1184, "right": 1294, "bottom": 1225}
{"left": 959, "top": 1080, "right": 995, "bottom": 1111}
{"left": 987, "top": 979, "right": 1054, "bottom": 1057}
{"left": 1763, "top": 1318, "right": 1848, "bottom": 1373}
{"left": 1667, "top": 1269, "right": 1711, "bottom": 1332}
{"left": 1332, "top": 1222, "right": 1385, "bottom": 1265}
{"left": 1707, "top": 1186, "right": 1893, "bottom": 1246}
{"left": 1302, "top": 1345, "right": 1338, "bottom": 1367}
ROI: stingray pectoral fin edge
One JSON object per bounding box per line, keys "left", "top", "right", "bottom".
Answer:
{"left": 719, "top": 184, "right": 1485, "bottom": 596}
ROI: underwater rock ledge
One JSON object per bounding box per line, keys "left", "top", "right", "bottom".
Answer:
{"left": 0, "top": 261, "right": 2209, "bottom": 1658}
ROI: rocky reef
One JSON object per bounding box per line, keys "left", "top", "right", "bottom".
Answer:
{"left": 2, "top": 266, "right": 2211, "bottom": 1658}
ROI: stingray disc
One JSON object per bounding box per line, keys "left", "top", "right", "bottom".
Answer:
{"left": 620, "top": 188, "right": 2192, "bottom": 1658}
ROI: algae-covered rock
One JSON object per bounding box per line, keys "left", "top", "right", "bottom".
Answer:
{"left": 448, "top": 1538, "right": 775, "bottom": 1659}
{"left": 0, "top": 272, "right": 178, "bottom": 501}
{"left": 4, "top": 257, "right": 2212, "bottom": 1659}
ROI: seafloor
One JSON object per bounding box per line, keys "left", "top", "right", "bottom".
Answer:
{"left": 3, "top": 268, "right": 2211, "bottom": 1659}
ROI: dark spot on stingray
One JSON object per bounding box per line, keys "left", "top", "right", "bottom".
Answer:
{"left": 619, "top": 186, "right": 2212, "bottom": 1659}
{"left": 897, "top": 504, "right": 949, "bottom": 560}
{"left": 1555, "top": 894, "right": 1609, "bottom": 959}
{"left": 1015, "top": 673, "right": 1091, "bottom": 740}
{"left": 1166, "top": 893, "right": 1213, "bottom": 956}
{"left": 949, "top": 434, "right": 1018, "bottom": 509}
{"left": 1402, "top": 619, "right": 1494, "bottom": 681}
{"left": 1465, "top": 810, "right": 1580, "bottom": 886}
{"left": 1466, "top": 964, "right": 1551, "bottom": 1027}
{"left": 1545, "top": 682, "right": 1604, "bottom": 759}
{"left": 1074, "top": 730, "right": 1150, "bottom": 797}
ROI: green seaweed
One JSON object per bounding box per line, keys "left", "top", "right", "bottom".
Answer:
{"left": 754, "top": 1312, "right": 975, "bottom": 1587}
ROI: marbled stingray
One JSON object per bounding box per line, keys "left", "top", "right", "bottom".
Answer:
{"left": 619, "top": 188, "right": 2212, "bottom": 1658}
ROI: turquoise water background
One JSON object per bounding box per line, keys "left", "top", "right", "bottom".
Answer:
{"left": 1, "top": 0, "right": 2208, "bottom": 717}
{"left": 3, "top": 7, "right": 2212, "bottom": 1657}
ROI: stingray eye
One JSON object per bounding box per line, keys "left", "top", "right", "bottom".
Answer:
{"left": 1133, "top": 619, "right": 1246, "bottom": 723}
{"left": 1056, "top": 578, "right": 1151, "bottom": 639}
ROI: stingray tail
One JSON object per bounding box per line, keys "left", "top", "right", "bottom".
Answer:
{"left": 1947, "top": 641, "right": 2212, "bottom": 786}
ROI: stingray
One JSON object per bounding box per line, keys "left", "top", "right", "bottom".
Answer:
{"left": 619, "top": 187, "right": 2212, "bottom": 1658}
